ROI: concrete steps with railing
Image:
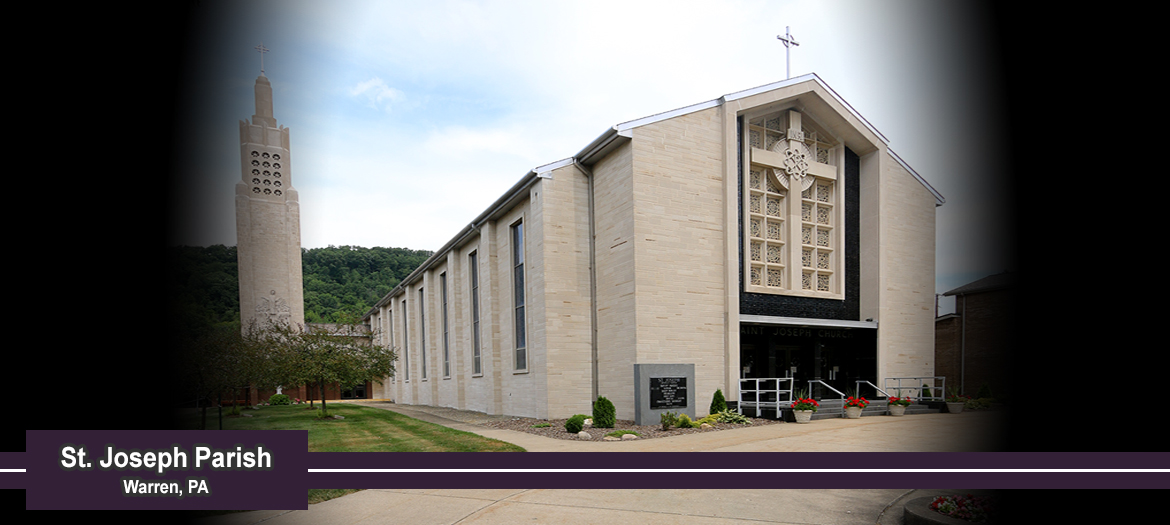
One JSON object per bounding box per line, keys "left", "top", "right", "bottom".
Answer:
{"left": 733, "top": 398, "right": 941, "bottom": 421}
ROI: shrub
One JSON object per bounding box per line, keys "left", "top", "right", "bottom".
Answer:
{"left": 593, "top": 396, "right": 616, "bottom": 428}
{"left": 710, "top": 389, "right": 727, "bottom": 415}
{"left": 676, "top": 414, "right": 694, "bottom": 429}
{"left": 268, "top": 394, "right": 291, "bottom": 406}
{"left": 531, "top": 423, "right": 551, "bottom": 428}
{"left": 975, "top": 383, "right": 993, "bottom": 399}
{"left": 696, "top": 414, "right": 718, "bottom": 426}
{"left": 606, "top": 430, "right": 640, "bottom": 438}
{"left": 660, "top": 411, "right": 679, "bottom": 431}
{"left": 565, "top": 414, "right": 588, "bottom": 433}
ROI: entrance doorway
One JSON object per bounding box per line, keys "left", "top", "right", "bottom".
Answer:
{"left": 740, "top": 324, "right": 876, "bottom": 400}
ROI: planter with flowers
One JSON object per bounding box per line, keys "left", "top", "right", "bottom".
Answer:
{"left": 790, "top": 396, "right": 819, "bottom": 423}
{"left": 843, "top": 396, "right": 868, "bottom": 419}
{"left": 887, "top": 396, "right": 912, "bottom": 416}
{"left": 945, "top": 388, "right": 970, "bottom": 414}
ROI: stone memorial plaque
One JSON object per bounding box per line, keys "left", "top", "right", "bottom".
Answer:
{"left": 649, "top": 377, "right": 687, "bottom": 409}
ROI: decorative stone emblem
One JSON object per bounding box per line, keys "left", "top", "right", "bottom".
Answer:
{"left": 256, "top": 290, "right": 291, "bottom": 321}
{"left": 770, "top": 140, "right": 814, "bottom": 192}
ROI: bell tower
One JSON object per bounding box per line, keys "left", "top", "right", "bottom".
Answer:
{"left": 236, "top": 46, "right": 304, "bottom": 330}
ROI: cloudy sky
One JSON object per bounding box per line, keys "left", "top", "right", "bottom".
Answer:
{"left": 169, "top": 0, "right": 1014, "bottom": 314}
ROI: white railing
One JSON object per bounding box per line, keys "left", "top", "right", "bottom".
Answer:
{"left": 738, "top": 378, "right": 794, "bottom": 417}
{"left": 884, "top": 376, "right": 946, "bottom": 402}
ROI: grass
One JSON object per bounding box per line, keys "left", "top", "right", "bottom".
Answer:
{"left": 180, "top": 403, "right": 526, "bottom": 452}
{"left": 308, "top": 489, "right": 363, "bottom": 504}
{"left": 605, "top": 430, "right": 641, "bottom": 438}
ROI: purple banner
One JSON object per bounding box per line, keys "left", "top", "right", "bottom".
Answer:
{"left": 22, "top": 430, "right": 308, "bottom": 510}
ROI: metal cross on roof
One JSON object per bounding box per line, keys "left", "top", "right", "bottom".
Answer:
{"left": 776, "top": 26, "right": 799, "bottom": 80}
{"left": 255, "top": 43, "right": 269, "bottom": 74}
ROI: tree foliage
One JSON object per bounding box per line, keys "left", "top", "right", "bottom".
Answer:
{"left": 169, "top": 244, "right": 432, "bottom": 329}
{"left": 245, "top": 320, "right": 397, "bottom": 413}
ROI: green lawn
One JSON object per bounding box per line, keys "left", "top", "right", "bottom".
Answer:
{"left": 180, "top": 403, "right": 526, "bottom": 452}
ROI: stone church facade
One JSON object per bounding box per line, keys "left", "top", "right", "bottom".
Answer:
{"left": 364, "top": 74, "right": 944, "bottom": 420}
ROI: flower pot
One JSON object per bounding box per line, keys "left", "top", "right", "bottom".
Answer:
{"left": 888, "top": 404, "right": 906, "bottom": 416}
{"left": 793, "top": 410, "right": 814, "bottom": 423}
{"left": 844, "top": 406, "right": 863, "bottom": 419}
{"left": 945, "top": 402, "right": 965, "bottom": 414}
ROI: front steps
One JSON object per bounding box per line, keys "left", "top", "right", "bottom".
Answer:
{"left": 734, "top": 399, "right": 941, "bottom": 421}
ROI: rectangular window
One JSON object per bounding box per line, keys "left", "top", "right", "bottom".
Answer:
{"left": 402, "top": 299, "right": 409, "bottom": 381}
{"left": 441, "top": 272, "right": 450, "bottom": 378}
{"left": 419, "top": 287, "right": 427, "bottom": 379}
{"left": 512, "top": 221, "right": 526, "bottom": 371}
{"left": 470, "top": 251, "right": 481, "bottom": 375}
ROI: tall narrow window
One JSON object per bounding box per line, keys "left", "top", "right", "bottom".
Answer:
{"left": 419, "top": 287, "right": 427, "bottom": 379}
{"left": 469, "top": 251, "right": 481, "bottom": 375}
{"left": 441, "top": 272, "right": 450, "bottom": 378}
{"left": 512, "top": 221, "right": 526, "bottom": 371}
{"left": 402, "top": 299, "right": 409, "bottom": 381}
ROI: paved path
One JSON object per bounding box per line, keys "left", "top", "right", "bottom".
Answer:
{"left": 199, "top": 488, "right": 998, "bottom": 525}
{"left": 361, "top": 401, "right": 1010, "bottom": 452}
{"left": 196, "top": 402, "right": 1009, "bottom": 524}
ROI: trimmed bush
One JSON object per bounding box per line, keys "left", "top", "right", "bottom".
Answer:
{"left": 268, "top": 394, "right": 291, "bottom": 406}
{"left": 676, "top": 414, "right": 694, "bottom": 429}
{"left": 593, "top": 396, "right": 616, "bottom": 428}
{"left": 975, "top": 383, "right": 993, "bottom": 399}
{"left": 660, "top": 411, "right": 678, "bottom": 431}
{"left": 710, "top": 389, "right": 727, "bottom": 415}
{"left": 565, "top": 414, "right": 588, "bottom": 433}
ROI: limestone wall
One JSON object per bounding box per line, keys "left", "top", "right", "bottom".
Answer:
{"left": 628, "top": 106, "right": 728, "bottom": 418}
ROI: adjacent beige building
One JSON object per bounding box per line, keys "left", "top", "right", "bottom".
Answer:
{"left": 364, "top": 74, "right": 944, "bottom": 420}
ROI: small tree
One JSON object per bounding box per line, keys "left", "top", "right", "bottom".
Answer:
{"left": 255, "top": 320, "right": 397, "bottom": 417}
{"left": 710, "top": 389, "right": 727, "bottom": 415}
{"left": 592, "top": 396, "right": 616, "bottom": 428}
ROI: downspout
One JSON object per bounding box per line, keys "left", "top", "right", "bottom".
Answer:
{"left": 960, "top": 294, "right": 966, "bottom": 395}
{"left": 573, "top": 157, "right": 599, "bottom": 402}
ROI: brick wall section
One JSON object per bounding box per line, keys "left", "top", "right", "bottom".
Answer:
{"left": 935, "top": 289, "right": 1014, "bottom": 398}
{"left": 629, "top": 106, "right": 728, "bottom": 418}
{"left": 876, "top": 152, "right": 937, "bottom": 385}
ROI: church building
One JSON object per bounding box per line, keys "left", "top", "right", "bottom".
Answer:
{"left": 364, "top": 73, "right": 944, "bottom": 421}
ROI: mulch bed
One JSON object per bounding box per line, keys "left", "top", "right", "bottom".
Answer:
{"left": 481, "top": 416, "right": 783, "bottom": 441}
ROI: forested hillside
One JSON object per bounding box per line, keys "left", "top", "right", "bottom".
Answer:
{"left": 169, "top": 245, "right": 432, "bottom": 328}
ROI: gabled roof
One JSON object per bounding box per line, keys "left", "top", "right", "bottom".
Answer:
{"left": 574, "top": 73, "right": 945, "bottom": 206}
{"left": 943, "top": 271, "right": 1015, "bottom": 296}
{"left": 364, "top": 74, "right": 946, "bottom": 320}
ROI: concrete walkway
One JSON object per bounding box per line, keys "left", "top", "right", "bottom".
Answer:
{"left": 362, "top": 402, "right": 1010, "bottom": 452}
{"left": 200, "top": 488, "right": 997, "bottom": 525}
{"left": 196, "top": 402, "right": 1008, "bottom": 524}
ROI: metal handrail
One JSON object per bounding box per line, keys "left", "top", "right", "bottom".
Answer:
{"left": 807, "top": 379, "right": 845, "bottom": 401}
{"left": 855, "top": 380, "right": 890, "bottom": 398}
{"left": 883, "top": 376, "right": 946, "bottom": 402}
{"left": 738, "top": 377, "right": 794, "bottom": 417}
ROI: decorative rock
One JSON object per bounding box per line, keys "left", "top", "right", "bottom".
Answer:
{"left": 241, "top": 413, "right": 253, "bottom": 417}
{"left": 583, "top": 418, "right": 593, "bottom": 429}
{"left": 621, "top": 434, "right": 639, "bottom": 440}
{"left": 333, "top": 415, "right": 345, "bottom": 419}
{"left": 700, "top": 423, "right": 713, "bottom": 429}
{"left": 577, "top": 431, "right": 592, "bottom": 440}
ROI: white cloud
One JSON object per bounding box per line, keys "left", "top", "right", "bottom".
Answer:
{"left": 349, "top": 77, "right": 404, "bottom": 111}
